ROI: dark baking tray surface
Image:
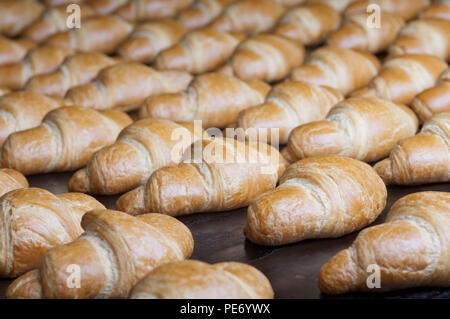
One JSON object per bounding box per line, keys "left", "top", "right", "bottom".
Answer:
{"left": 0, "top": 172, "right": 449, "bottom": 299}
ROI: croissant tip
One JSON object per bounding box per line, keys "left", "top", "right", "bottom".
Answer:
{"left": 68, "top": 169, "right": 89, "bottom": 193}
{"left": 116, "top": 186, "right": 146, "bottom": 216}
{"left": 373, "top": 159, "right": 393, "bottom": 185}
{"left": 318, "top": 249, "right": 357, "bottom": 295}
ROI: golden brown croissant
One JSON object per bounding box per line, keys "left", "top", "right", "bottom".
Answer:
{"left": 117, "top": 137, "right": 287, "bottom": 217}
{"left": 351, "top": 54, "right": 448, "bottom": 105}
{"left": 0, "top": 169, "right": 28, "bottom": 198}
{"left": 319, "top": 191, "right": 450, "bottom": 294}
{"left": 273, "top": 3, "right": 341, "bottom": 46}
{"left": 154, "top": 28, "right": 245, "bottom": 75}
{"left": 0, "top": 91, "right": 65, "bottom": 146}
{"left": 25, "top": 52, "right": 120, "bottom": 97}
{"left": 130, "top": 260, "right": 274, "bottom": 299}
{"left": 0, "top": 106, "right": 132, "bottom": 175}
{"left": 420, "top": 0, "right": 450, "bottom": 20}
{"left": 244, "top": 155, "right": 387, "bottom": 246}
{"left": 327, "top": 12, "right": 405, "bottom": 53}
{"left": 45, "top": 15, "right": 134, "bottom": 54}
{"left": 115, "top": 0, "right": 194, "bottom": 21}
{"left": 389, "top": 18, "right": 450, "bottom": 61}
{"left": 138, "top": 73, "right": 270, "bottom": 128}
{"left": 307, "top": 0, "right": 357, "bottom": 12}
{"left": 281, "top": 98, "right": 419, "bottom": 163}
{"left": 41, "top": 0, "right": 86, "bottom": 6}
{"left": 177, "top": 0, "right": 236, "bottom": 30}
{"left": 208, "top": 0, "right": 285, "bottom": 34}
{"left": 0, "top": 46, "right": 73, "bottom": 90}
{"left": 69, "top": 119, "right": 204, "bottom": 195}
{"left": 88, "top": 0, "right": 128, "bottom": 15}
{"left": 289, "top": 46, "right": 380, "bottom": 96}
{"left": 235, "top": 81, "right": 343, "bottom": 144}
{"left": 117, "top": 19, "right": 186, "bottom": 63}
{"left": 0, "top": 36, "right": 36, "bottom": 66}
{"left": 0, "top": 188, "right": 104, "bottom": 278}
{"left": 0, "top": 0, "right": 44, "bottom": 37}
{"left": 374, "top": 112, "right": 450, "bottom": 185}
{"left": 6, "top": 209, "right": 194, "bottom": 299}
{"left": 65, "top": 62, "right": 193, "bottom": 111}
{"left": 345, "top": 0, "right": 430, "bottom": 21}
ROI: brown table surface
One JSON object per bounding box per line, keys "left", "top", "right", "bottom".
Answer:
{"left": 0, "top": 172, "right": 449, "bottom": 299}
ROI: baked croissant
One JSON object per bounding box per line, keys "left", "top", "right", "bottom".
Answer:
{"left": 345, "top": 0, "right": 430, "bottom": 21}
{"left": 389, "top": 18, "right": 450, "bottom": 61}
{"left": 0, "top": 188, "right": 104, "bottom": 278}
{"left": 41, "top": 0, "right": 85, "bottom": 6}
{"left": 307, "top": 0, "right": 357, "bottom": 12}
{"left": 289, "top": 46, "right": 380, "bottom": 96}
{"left": 154, "top": 28, "right": 245, "bottom": 75}
{"left": 177, "top": 0, "right": 236, "bottom": 30}
{"left": 6, "top": 209, "right": 194, "bottom": 299}
{"left": 420, "top": 0, "right": 450, "bottom": 20}
{"left": 327, "top": 12, "right": 405, "bottom": 53}
{"left": 130, "top": 260, "right": 274, "bottom": 299}
{"left": 45, "top": 15, "right": 134, "bottom": 54}
{"left": 273, "top": 3, "right": 341, "bottom": 46}
{"left": 0, "top": 36, "right": 36, "bottom": 66}
{"left": 69, "top": 119, "right": 204, "bottom": 195}
{"left": 319, "top": 191, "right": 450, "bottom": 294}
{"left": 0, "top": 88, "right": 11, "bottom": 97}
{"left": 0, "top": 106, "right": 132, "bottom": 175}
{"left": 117, "top": 19, "right": 186, "bottom": 63}
{"left": 65, "top": 62, "right": 193, "bottom": 111}
{"left": 222, "top": 34, "right": 305, "bottom": 82}
{"left": 25, "top": 52, "right": 120, "bottom": 97}
{"left": 0, "top": 91, "right": 65, "bottom": 146}
{"left": 0, "top": 169, "right": 28, "bottom": 198}
{"left": 138, "top": 73, "right": 270, "bottom": 128}
{"left": 115, "top": 0, "right": 194, "bottom": 21}
{"left": 351, "top": 54, "right": 448, "bottom": 105}
{"left": 0, "top": 0, "right": 44, "bottom": 37}
{"left": 117, "top": 137, "right": 287, "bottom": 216}
{"left": 374, "top": 112, "right": 450, "bottom": 185}
{"left": 281, "top": 98, "right": 419, "bottom": 163}
{"left": 0, "top": 46, "right": 73, "bottom": 90}
{"left": 208, "top": 0, "right": 285, "bottom": 34}
{"left": 235, "top": 81, "right": 343, "bottom": 144}
{"left": 244, "top": 155, "right": 387, "bottom": 246}
{"left": 88, "top": 0, "right": 128, "bottom": 15}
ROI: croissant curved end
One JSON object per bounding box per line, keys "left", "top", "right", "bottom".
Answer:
{"left": 68, "top": 168, "right": 90, "bottom": 193}
{"left": 6, "top": 269, "right": 43, "bottom": 299}
{"left": 373, "top": 158, "right": 393, "bottom": 185}
{"left": 280, "top": 147, "right": 297, "bottom": 164}
{"left": 116, "top": 186, "right": 146, "bottom": 216}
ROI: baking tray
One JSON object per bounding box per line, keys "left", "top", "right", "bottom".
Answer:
{"left": 0, "top": 172, "right": 449, "bottom": 299}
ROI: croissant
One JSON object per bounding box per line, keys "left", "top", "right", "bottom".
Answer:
{"left": 0, "top": 36, "right": 36, "bottom": 66}
{"left": 345, "top": 0, "right": 431, "bottom": 21}
{"left": 273, "top": 3, "right": 341, "bottom": 46}
{"left": 115, "top": 0, "right": 194, "bottom": 21}
{"left": 0, "top": 91, "right": 65, "bottom": 146}
{"left": 420, "top": 0, "right": 450, "bottom": 20}
{"left": 0, "top": 88, "right": 11, "bottom": 97}
{"left": 281, "top": 98, "right": 418, "bottom": 163}
{"left": 319, "top": 191, "right": 450, "bottom": 294}
{"left": 351, "top": 54, "right": 448, "bottom": 105}
{"left": 177, "top": 0, "right": 236, "bottom": 30}
{"left": 117, "top": 19, "right": 186, "bottom": 63}
{"left": 244, "top": 155, "right": 387, "bottom": 246}
{"left": 327, "top": 12, "right": 405, "bottom": 53}
{"left": 289, "top": 46, "right": 380, "bottom": 96}
{"left": 88, "top": 0, "right": 128, "bottom": 15}
{"left": 410, "top": 68, "right": 450, "bottom": 122}
{"left": 0, "top": 169, "right": 28, "bottom": 198}
{"left": 154, "top": 28, "right": 245, "bottom": 75}
{"left": 222, "top": 34, "right": 305, "bottom": 82}
{"left": 69, "top": 119, "right": 204, "bottom": 195}
{"left": 138, "top": 73, "right": 270, "bottom": 128}
{"left": 235, "top": 81, "right": 343, "bottom": 144}
{"left": 65, "top": 62, "right": 193, "bottom": 111}
{"left": 208, "top": 0, "right": 285, "bottom": 34}
{"left": 0, "top": 106, "right": 132, "bottom": 175}
{"left": 117, "top": 137, "right": 287, "bottom": 217}
{"left": 45, "top": 15, "right": 134, "bottom": 54}
{"left": 6, "top": 209, "right": 194, "bottom": 299}
{"left": 0, "top": 188, "right": 105, "bottom": 278}
{"left": 307, "top": 0, "right": 357, "bottom": 12}
{"left": 374, "top": 112, "right": 450, "bottom": 185}
{"left": 0, "top": 0, "right": 44, "bottom": 37}
{"left": 388, "top": 18, "right": 450, "bottom": 61}
{"left": 130, "top": 260, "right": 274, "bottom": 299}
{"left": 25, "top": 52, "right": 120, "bottom": 97}
{"left": 0, "top": 46, "right": 73, "bottom": 90}
{"left": 42, "top": 0, "right": 85, "bottom": 6}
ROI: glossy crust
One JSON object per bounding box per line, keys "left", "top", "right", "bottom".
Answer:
{"left": 117, "top": 137, "right": 287, "bottom": 217}
{"left": 0, "top": 36, "right": 36, "bottom": 66}
{"left": 307, "top": 0, "right": 357, "bottom": 12}
{"left": 290, "top": 46, "right": 380, "bottom": 96}
{"left": 177, "top": 0, "right": 236, "bottom": 30}
{"left": 282, "top": 98, "right": 418, "bottom": 163}
{"left": 419, "top": 0, "right": 450, "bottom": 20}
{"left": 115, "top": 0, "right": 194, "bottom": 21}
{"left": 374, "top": 112, "right": 450, "bottom": 185}
{"left": 244, "top": 155, "right": 387, "bottom": 246}
{"left": 0, "top": 106, "right": 132, "bottom": 175}
{"left": 319, "top": 191, "right": 450, "bottom": 294}
{"left": 0, "top": 0, "right": 44, "bottom": 37}
{"left": 65, "top": 62, "right": 193, "bottom": 111}
{"left": 138, "top": 73, "right": 270, "bottom": 128}
{"left": 0, "top": 188, "right": 104, "bottom": 278}
{"left": 345, "top": 0, "right": 430, "bottom": 21}
{"left": 0, "top": 169, "right": 28, "bottom": 198}
{"left": 130, "top": 260, "right": 274, "bottom": 299}
{"left": 235, "top": 81, "right": 343, "bottom": 144}
{"left": 6, "top": 210, "right": 194, "bottom": 299}
{"left": 69, "top": 119, "right": 204, "bottom": 195}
